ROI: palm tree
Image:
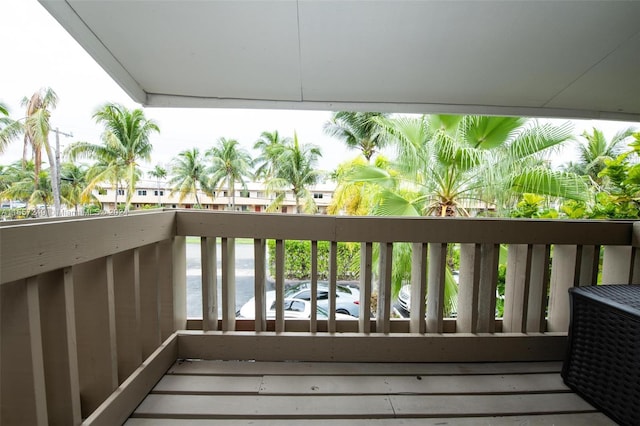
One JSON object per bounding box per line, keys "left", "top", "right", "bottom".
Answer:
{"left": 267, "top": 132, "right": 323, "bottom": 214}
{"left": 352, "top": 114, "right": 587, "bottom": 217}
{"left": 253, "top": 130, "right": 290, "bottom": 181}
{"left": 323, "top": 111, "right": 389, "bottom": 162}
{"left": 66, "top": 103, "right": 159, "bottom": 211}
{"left": 327, "top": 156, "right": 387, "bottom": 215}
{"left": 575, "top": 127, "right": 636, "bottom": 187}
{"left": 60, "top": 162, "right": 98, "bottom": 215}
{"left": 168, "top": 148, "right": 208, "bottom": 207}
{"left": 148, "top": 164, "right": 168, "bottom": 206}
{"left": 206, "top": 138, "right": 253, "bottom": 210}
{"left": 1, "top": 161, "right": 53, "bottom": 215}
{"left": 0, "top": 102, "right": 22, "bottom": 155}
{"left": 21, "top": 88, "right": 62, "bottom": 215}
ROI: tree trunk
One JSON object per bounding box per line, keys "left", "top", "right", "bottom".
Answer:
{"left": 43, "top": 137, "right": 61, "bottom": 216}
{"left": 114, "top": 181, "right": 119, "bottom": 211}
{"left": 230, "top": 178, "right": 236, "bottom": 210}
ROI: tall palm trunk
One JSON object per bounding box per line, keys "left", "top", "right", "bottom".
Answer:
{"left": 194, "top": 184, "right": 201, "bottom": 207}
{"left": 230, "top": 177, "right": 236, "bottom": 210}
{"left": 43, "top": 137, "right": 61, "bottom": 216}
{"left": 114, "top": 181, "right": 119, "bottom": 210}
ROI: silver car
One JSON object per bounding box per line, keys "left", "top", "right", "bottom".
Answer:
{"left": 239, "top": 281, "right": 360, "bottom": 318}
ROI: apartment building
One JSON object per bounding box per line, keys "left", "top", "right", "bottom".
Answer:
{"left": 93, "top": 180, "right": 335, "bottom": 214}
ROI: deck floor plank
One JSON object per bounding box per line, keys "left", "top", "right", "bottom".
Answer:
{"left": 258, "top": 373, "right": 568, "bottom": 395}
{"left": 153, "top": 375, "right": 263, "bottom": 394}
{"left": 133, "top": 394, "right": 395, "bottom": 418}
{"left": 132, "top": 393, "right": 595, "bottom": 419}
{"left": 127, "top": 360, "right": 612, "bottom": 424}
{"left": 168, "top": 360, "right": 563, "bottom": 376}
{"left": 125, "top": 413, "right": 616, "bottom": 425}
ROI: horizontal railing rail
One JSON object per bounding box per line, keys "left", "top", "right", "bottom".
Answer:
{"left": 175, "top": 210, "right": 640, "bottom": 335}
{"left": 1, "top": 209, "right": 639, "bottom": 424}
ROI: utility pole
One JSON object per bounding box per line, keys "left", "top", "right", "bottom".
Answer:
{"left": 51, "top": 127, "right": 73, "bottom": 216}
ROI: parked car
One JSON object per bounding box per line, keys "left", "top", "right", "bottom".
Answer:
{"left": 239, "top": 281, "right": 360, "bottom": 318}
{"left": 397, "top": 271, "right": 459, "bottom": 315}
{"left": 267, "top": 298, "right": 356, "bottom": 320}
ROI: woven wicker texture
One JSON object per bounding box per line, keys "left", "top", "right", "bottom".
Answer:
{"left": 563, "top": 285, "right": 640, "bottom": 426}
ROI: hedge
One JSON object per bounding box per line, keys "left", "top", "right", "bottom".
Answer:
{"left": 267, "top": 240, "right": 360, "bottom": 280}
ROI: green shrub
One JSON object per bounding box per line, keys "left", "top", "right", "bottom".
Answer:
{"left": 267, "top": 240, "right": 360, "bottom": 280}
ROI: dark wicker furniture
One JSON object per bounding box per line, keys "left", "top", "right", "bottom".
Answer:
{"left": 562, "top": 284, "right": 640, "bottom": 426}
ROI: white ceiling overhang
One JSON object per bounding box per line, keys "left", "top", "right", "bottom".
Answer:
{"left": 39, "top": 0, "right": 640, "bottom": 121}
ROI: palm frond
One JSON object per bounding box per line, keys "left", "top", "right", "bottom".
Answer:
{"left": 508, "top": 168, "right": 589, "bottom": 201}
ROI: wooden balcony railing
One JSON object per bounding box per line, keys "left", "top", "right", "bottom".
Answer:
{"left": 1, "top": 210, "right": 638, "bottom": 424}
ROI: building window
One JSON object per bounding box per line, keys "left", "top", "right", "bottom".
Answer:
{"left": 240, "top": 190, "right": 250, "bottom": 198}
{"left": 98, "top": 187, "right": 107, "bottom": 195}
{"left": 117, "top": 189, "right": 125, "bottom": 196}
{"left": 154, "top": 190, "right": 164, "bottom": 196}
{"left": 137, "top": 190, "right": 147, "bottom": 196}
{"left": 313, "top": 193, "right": 323, "bottom": 199}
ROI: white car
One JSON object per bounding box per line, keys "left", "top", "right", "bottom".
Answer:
{"left": 239, "top": 282, "right": 360, "bottom": 318}
{"left": 267, "top": 298, "right": 356, "bottom": 320}
{"left": 398, "top": 271, "right": 459, "bottom": 314}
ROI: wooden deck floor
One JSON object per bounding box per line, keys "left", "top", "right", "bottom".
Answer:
{"left": 125, "top": 360, "right": 613, "bottom": 425}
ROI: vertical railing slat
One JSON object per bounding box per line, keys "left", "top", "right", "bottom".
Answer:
{"left": 37, "top": 269, "right": 83, "bottom": 425}
{"left": 73, "top": 257, "right": 119, "bottom": 417}
{"left": 632, "top": 222, "right": 640, "bottom": 284}
{"left": 427, "top": 243, "right": 447, "bottom": 333}
{"left": 105, "top": 256, "right": 119, "bottom": 390}
{"left": 27, "top": 277, "right": 48, "bottom": 425}
{"left": 310, "top": 241, "right": 318, "bottom": 333}
{"left": 632, "top": 247, "right": 640, "bottom": 284}
{"left": 157, "top": 239, "right": 175, "bottom": 340}
{"left": 2, "top": 280, "right": 40, "bottom": 424}
{"left": 201, "top": 237, "right": 218, "bottom": 331}
{"left": 172, "top": 236, "right": 187, "bottom": 331}
{"left": 457, "top": 244, "right": 481, "bottom": 334}
{"left": 503, "top": 244, "right": 531, "bottom": 333}
{"left": 377, "top": 242, "right": 393, "bottom": 334}
{"left": 275, "top": 239, "right": 285, "bottom": 333}
{"left": 359, "top": 242, "right": 373, "bottom": 334}
{"left": 526, "top": 244, "right": 551, "bottom": 333}
{"left": 548, "top": 245, "right": 579, "bottom": 332}
{"left": 221, "top": 237, "right": 236, "bottom": 331}
{"left": 477, "top": 243, "right": 499, "bottom": 333}
{"left": 254, "top": 239, "right": 266, "bottom": 332}
{"left": 63, "top": 267, "right": 82, "bottom": 425}
{"left": 112, "top": 249, "right": 141, "bottom": 383}
{"left": 602, "top": 245, "right": 633, "bottom": 284}
{"left": 328, "top": 241, "right": 338, "bottom": 333}
{"left": 410, "top": 243, "right": 427, "bottom": 334}
{"left": 578, "top": 245, "right": 600, "bottom": 287}
{"left": 139, "top": 244, "right": 161, "bottom": 358}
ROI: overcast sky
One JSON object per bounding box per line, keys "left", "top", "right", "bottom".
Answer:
{"left": 1, "top": 0, "right": 638, "bottom": 175}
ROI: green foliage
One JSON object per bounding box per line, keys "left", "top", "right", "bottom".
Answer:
{"left": 323, "top": 111, "right": 389, "bottom": 161}
{"left": 83, "top": 204, "right": 102, "bottom": 214}
{"left": 267, "top": 240, "right": 360, "bottom": 280}
{"left": 510, "top": 193, "right": 559, "bottom": 218}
